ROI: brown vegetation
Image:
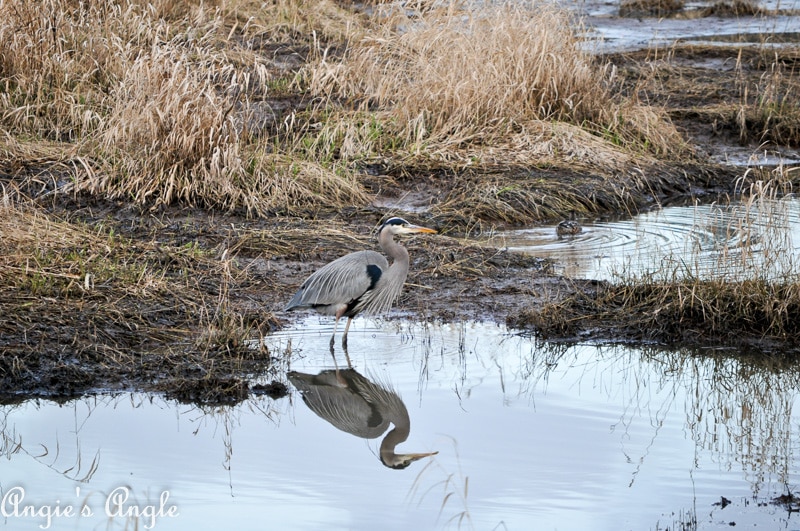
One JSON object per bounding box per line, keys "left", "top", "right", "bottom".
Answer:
{"left": 1, "top": 0, "right": 800, "bottom": 400}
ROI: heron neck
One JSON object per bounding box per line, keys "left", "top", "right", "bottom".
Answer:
{"left": 379, "top": 414, "right": 411, "bottom": 461}
{"left": 379, "top": 228, "right": 410, "bottom": 266}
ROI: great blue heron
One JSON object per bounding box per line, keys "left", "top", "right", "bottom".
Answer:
{"left": 288, "top": 368, "right": 437, "bottom": 469}
{"left": 285, "top": 217, "right": 437, "bottom": 348}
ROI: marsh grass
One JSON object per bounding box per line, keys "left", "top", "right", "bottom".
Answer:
{"left": 0, "top": 200, "right": 280, "bottom": 401}
{"left": 0, "top": 0, "right": 369, "bottom": 216}
{"left": 516, "top": 179, "right": 800, "bottom": 347}
{"left": 736, "top": 49, "right": 800, "bottom": 147}
{"left": 0, "top": 0, "right": 705, "bottom": 225}
{"left": 619, "top": 0, "right": 763, "bottom": 18}
{"left": 306, "top": 1, "right": 686, "bottom": 165}
{"left": 702, "top": 0, "right": 765, "bottom": 16}
{"left": 620, "top": 0, "right": 685, "bottom": 18}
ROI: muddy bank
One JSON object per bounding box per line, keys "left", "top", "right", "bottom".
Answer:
{"left": 0, "top": 171, "right": 752, "bottom": 406}
{"left": 2, "top": 41, "right": 800, "bottom": 404}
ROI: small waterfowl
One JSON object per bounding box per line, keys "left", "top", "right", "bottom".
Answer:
{"left": 556, "top": 219, "right": 582, "bottom": 239}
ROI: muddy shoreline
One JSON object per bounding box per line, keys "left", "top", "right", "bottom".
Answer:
{"left": 2, "top": 42, "right": 800, "bottom": 404}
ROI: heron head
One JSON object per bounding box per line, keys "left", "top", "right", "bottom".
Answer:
{"left": 379, "top": 217, "right": 437, "bottom": 236}
{"left": 380, "top": 450, "right": 439, "bottom": 470}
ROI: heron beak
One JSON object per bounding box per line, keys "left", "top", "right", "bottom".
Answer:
{"left": 408, "top": 225, "right": 437, "bottom": 234}
{"left": 404, "top": 451, "right": 439, "bottom": 462}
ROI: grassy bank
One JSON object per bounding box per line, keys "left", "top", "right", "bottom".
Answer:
{"left": 0, "top": 0, "right": 708, "bottom": 222}
{"left": 513, "top": 178, "right": 800, "bottom": 350}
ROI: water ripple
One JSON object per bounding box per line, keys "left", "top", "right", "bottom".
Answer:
{"left": 494, "top": 199, "right": 800, "bottom": 281}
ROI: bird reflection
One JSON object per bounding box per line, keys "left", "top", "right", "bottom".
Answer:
{"left": 288, "top": 368, "right": 437, "bottom": 469}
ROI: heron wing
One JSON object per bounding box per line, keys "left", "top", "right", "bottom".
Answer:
{"left": 285, "top": 250, "right": 389, "bottom": 310}
{"left": 288, "top": 370, "right": 389, "bottom": 438}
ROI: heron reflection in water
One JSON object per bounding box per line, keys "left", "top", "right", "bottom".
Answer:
{"left": 288, "top": 368, "right": 437, "bottom": 469}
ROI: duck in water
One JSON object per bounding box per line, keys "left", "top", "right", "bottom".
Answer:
{"left": 556, "top": 217, "right": 582, "bottom": 239}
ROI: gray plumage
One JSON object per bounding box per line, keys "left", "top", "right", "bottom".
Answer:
{"left": 288, "top": 368, "right": 437, "bottom": 469}
{"left": 285, "top": 217, "right": 437, "bottom": 347}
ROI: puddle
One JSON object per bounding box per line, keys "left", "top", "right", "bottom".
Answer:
{"left": 569, "top": 0, "right": 800, "bottom": 52}
{"left": 492, "top": 196, "right": 800, "bottom": 281}
{"left": 3, "top": 319, "right": 800, "bottom": 529}
{"left": 711, "top": 149, "right": 800, "bottom": 166}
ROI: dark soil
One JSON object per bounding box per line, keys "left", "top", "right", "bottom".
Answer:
{"left": 2, "top": 43, "right": 799, "bottom": 405}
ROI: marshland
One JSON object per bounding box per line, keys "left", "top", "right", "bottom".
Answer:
{"left": 2, "top": 0, "right": 800, "bottom": 529}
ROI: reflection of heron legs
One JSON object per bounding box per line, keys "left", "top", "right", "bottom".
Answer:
{"left": 343, "top": 345, "right": 353, "bottom": 368}
{"left": 328, "top": 314, "right": 354, "bottom": 370}
{"left": 328, "top": 344, "right": 354, "bottom": 370}
{"left": 342, "top": 317, "right": 354, "bottom": 367}
{"left": 328, "top": 336, "right": 341, "bottom": 371}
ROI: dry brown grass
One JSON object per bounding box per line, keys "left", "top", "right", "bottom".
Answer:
{"left": 0, "top": 0, "right": 369, "bottom": 216}
{"left": 619, "top": 0, "right": 685, "bottom": 17}
{"left": 518, "top": 275, "right": 800, "bottom": 348}
{"left": 736, "top": 49, "right": 800, "bottom": 147}
{"left": 0, "top": 0, "right": 699, "bottom": 224}
{"left": 702, "top": 0, "right": 765, "bottom": 17}
{"left": 305, "top": 0, "right": 688, "bottom": 166}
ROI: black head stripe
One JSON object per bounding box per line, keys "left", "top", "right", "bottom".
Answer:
{"left": 380, "top": 217, "right": 408, "bottom": 233}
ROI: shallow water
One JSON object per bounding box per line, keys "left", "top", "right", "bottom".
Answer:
{"left": 493, "top": 196, "right": 800, "bottom": 281}
{"left": 3, "top": 319, "right": 800, "bottom": 530}
{"left": 6, "top": 3, "right": 800, "bottom": 531}
{"left": 571, "top": 0, "right": 800, "bottom": 52}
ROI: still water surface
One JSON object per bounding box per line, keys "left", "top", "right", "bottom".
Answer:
{"left": 494, "top": 196, "right": 800, "bottom": 281}
{"left": 3, "top": 319, "right": 800, "bottom": 530}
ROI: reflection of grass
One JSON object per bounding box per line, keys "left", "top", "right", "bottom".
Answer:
{"left": 521, "top": 342, "right": 800, "bottom": 529}
{"left": 0, "top": 404, "right": 100, "bottom": 483}
{"left": 409, "top": 437, "right": 477, "bottom": 530}
{"left": 655, "top": 507, "right": 697, "bottom": 530}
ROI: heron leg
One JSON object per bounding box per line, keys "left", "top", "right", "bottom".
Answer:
{"left": 330, "top": 308, "right": 345, "bottom": 350}
{"left": 342, "top": 317, "right": 354, "bottom": 368}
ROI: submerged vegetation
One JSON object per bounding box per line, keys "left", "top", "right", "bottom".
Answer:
{"left": 1, "top": 0, "right": 800, "bottom": 399}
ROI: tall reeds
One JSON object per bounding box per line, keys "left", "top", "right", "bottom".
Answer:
{"left": 305, "top": 0, "right": 686, "bottom": 164}
{"left": 736, "top": 49, "right": 800, "bottom": 147}
{"left": 0, "top": 0, "right": 368, "bottom": 215}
